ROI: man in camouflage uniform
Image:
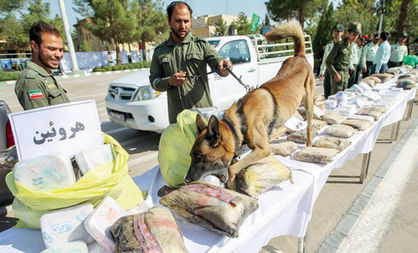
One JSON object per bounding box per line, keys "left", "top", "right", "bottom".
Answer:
{"left": 326, "top": 22, "right": 361, "bottom": 96}
{"left": 319, "top": 24, "right": 344, "bottom": 99}
{"left": 149, "top": 1, "right": 231, "bottom": 123}
{"left": 15, "top": 21, "right": 69, "bottom": 110}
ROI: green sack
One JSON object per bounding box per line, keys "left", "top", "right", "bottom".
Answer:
{"left": 403, "top": 55, "right": 417, "bottom": 68}
{"left": 158, "top": 110, "right": 207, "bottom": 187}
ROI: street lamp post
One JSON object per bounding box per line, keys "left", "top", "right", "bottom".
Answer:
{"left": 58, "top": 0, "right": 79, "bottom": 72}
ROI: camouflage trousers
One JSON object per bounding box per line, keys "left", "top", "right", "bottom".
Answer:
{"left": 330, "top": 71, "right": 349, "bottom": 96}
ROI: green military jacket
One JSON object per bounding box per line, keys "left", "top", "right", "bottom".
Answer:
{"left": 149, "top": 33, "right": 224, "bottom": 123}
{"left": 15, "top": 61, "right": 70, "bottom": 110}
{"left": 326, "top": 38, "right": 352, "bottom": 77}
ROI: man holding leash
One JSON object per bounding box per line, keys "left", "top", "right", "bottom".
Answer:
{"left": 326, "top": 22, "right": 361, "bottom": 95}
{"left": 15, "top": 21, "right": 69, "bottom": 110}
{"left": 149, "top": 1, "right": 232, "bottom": 124}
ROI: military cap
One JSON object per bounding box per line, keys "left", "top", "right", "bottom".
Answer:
{"left": 348, "top": 22, "right": 361, "bottom": 34}
{"left": 333, "top": 24, "right": 344, "bottom": 32}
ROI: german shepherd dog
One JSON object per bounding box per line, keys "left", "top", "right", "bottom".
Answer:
{"left": 185, "top": 23, "right": 314, "bottom": 189}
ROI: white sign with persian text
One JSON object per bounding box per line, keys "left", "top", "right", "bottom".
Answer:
{"left": 9, "top": 100, "right": 103, "bottom": 161}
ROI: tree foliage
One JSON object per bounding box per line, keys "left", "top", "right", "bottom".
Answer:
{"left": 312, "top": 2, "right": 334, "bottom": 61}
{"left": 231, "top": 12, "right": 259, "bottom": 35}
{"left": 130, "top": 0, "right": 168, "bottom": 60}
{"left": 213, "top": 17, "right": 227, "bottom": 36}
{"left": 265, "top": 0, "right": 326, "bottom": 28}
{"left": 73, "top": 0, "right": 132, "bottom": 64}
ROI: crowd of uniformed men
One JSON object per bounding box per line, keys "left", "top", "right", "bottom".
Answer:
{"left": 319, "top": 22, "right": 409, "bottom": 99}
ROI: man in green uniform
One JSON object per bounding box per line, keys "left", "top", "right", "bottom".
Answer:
{"left": 15, "top": 21, "right": 69, "bottom": 110}
{"left": 388, "top": 33, "right": 409, "bottom": 68}
{"left": 149, "top": 1, "right": 232, "bottom": 123}
{"left": 326, "top": 22, "right": 361, "bottom": 96}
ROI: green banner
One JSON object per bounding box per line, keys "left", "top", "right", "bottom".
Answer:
{"left": 250, "top": 13, "right": 260, "bottom": 32}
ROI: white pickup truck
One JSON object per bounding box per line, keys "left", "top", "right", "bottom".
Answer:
{"left": 105, "top": 34, "right": 314, "bottom": 132}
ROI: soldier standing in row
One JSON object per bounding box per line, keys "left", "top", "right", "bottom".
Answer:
{"left": 388, "top": 33, "right": 409, "bottom": 68}
{"left": 319, "top": 24, "right": 345, "bottom": 99}
{"left": 326, "top": 22, "right": 361, "bottom": 96}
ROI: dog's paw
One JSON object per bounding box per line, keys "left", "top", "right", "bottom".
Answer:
{"left": 157, "top": 185, "right": 176, "bottom": 197}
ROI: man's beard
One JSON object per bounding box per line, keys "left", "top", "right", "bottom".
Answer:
{"left": 38, "top": 50, "right": 60, "bottom": 69}
{"left": 171, "top": 27, "right": 189, "bottom": 40}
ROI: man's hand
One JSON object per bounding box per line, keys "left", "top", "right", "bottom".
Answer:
{"left": 319, "top": 74, "right": 324, "bottom": 81}
{"left": 218, "top": 59, "right": 232, "bottom": 76}
{"left": 334, "top": 73, "right": 341, "bottom": 82}
{"left": 362, "top": 67, "right": 367, "bottom": 73}
{"left": 168, "top": 71, "right": 187, "bottom": 86}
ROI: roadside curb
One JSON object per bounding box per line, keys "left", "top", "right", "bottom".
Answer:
{"left": 0, "top": 68, "right": 142, "bottom": 86}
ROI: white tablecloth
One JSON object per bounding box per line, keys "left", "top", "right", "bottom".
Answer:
{"left": 0, "top": 82, "right": 415, "bottom": 253}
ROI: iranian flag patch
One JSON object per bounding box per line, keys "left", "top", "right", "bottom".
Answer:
{"left": 28, "top": 89, "right": 43, "bottom": 99}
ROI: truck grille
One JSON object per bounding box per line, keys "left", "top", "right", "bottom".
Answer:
{"left": 108, "top": 85, "right": 136, "bottom": 100}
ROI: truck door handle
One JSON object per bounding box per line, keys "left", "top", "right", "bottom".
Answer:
{"left": 248, "top": 68, "right": 256, "bottom": 72}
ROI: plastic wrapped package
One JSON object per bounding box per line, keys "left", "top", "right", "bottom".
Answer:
{"left": 40, "top": 202, "right": 94, "bottom": 248}
{"left": 325, "top": 124, "right": 357, "bottom": 138}
{"left": 371, "top": 73, "right": 394, "bottom": 83}
{"left": 235, "top": 156, "right": 294, "bottom": 197}
{"left": 341, "top": 119, "right": 373, "bottom": 131}
{"left": 347, "top": 114, "right": 375, "bottom": 122}
{"left": 312, "top": 119, "right": 327, "bottom": 132}
{"left": 160, "top": 182, "right": 258, "bottom": 238}
{"left": 294, "top": 147, "right": 339, "bottom": 164}
{"left": 40, "top": 241, "right": 88, "bottom": 253}
{"left": 321, "top": 112, "right": 346, "bottom": 125}
{"left": 75, "top": 144, "right": 113, "bottom": 175}
{"left": 84, "top": 196, "right": 126, "bottom": 252}
{"left": 287, "top": 129, "right": 317, "bottom": 144}
{"left": 111, "top": 206, "right": 188, "bottom": 253}
{"left": 271, "top": 141, "right": 298, "bottom": 156}
{"left": 314, "top": 136, "right": 351, "bottom": 151}
{"left": 7, "top": 133, "right": 143, "bottom": 229}
{"left": 356, "top": 106, "right": 388, "bottom": 120}
{"left": 14, "top": 154, "right": 76, "bottom": 191}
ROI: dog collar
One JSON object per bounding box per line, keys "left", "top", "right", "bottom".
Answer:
{"left": 222, "top": 117, "right": 242, "bottom": 157}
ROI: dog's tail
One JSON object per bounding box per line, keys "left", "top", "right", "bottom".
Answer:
{"left": 265, "top": 23, "right": 305, "bottom": 57}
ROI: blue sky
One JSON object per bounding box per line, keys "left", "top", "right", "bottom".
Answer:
{"left": 46, "top": 0, "right": 270, "bottom": 31}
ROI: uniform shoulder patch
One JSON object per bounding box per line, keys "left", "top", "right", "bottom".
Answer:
{"left": 28, "top": 89, "right": 43, "bottom": 99}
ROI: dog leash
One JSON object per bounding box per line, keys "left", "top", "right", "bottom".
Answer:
{"left": 224, "top": 66, "right": 251, "bottom": 92}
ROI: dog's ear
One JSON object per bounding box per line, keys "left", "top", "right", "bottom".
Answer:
{"left": 207, "top": 115, "right": 220, "bottom": 147}
{"left": 196, "top": 114, "right": 207, "bottom": 134}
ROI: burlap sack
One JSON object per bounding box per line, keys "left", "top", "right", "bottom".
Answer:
{"left": 160, "top": 182, "right": 258, "bottom": 238}
{"left": 294, "top": 147, "right": 339, "bottom": 164}
{"left": 341, "top": 119, "right": 373, "bottom": 131}
{"left": 270, "top": 141, "right": 298, "bottom": 157}
{"left": 314, "top": 136, "right": 351, "bottom": 151}
{"left": 110, "top": 206, "right": 188, "bottom": 253}
{"left": 325, "top": 124, "right": 357, "bottom": 138}
{"left": 235, "top": 156, "right": 294, "bottom": 197}
{"left": 321, "top": 112, "right": 346, "bottom": 125}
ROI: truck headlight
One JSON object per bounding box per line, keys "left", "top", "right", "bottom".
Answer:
{"left": 132, "top": 85, "right": 160, "bottom": 101}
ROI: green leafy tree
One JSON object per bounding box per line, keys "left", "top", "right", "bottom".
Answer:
{"left": 263, "top": 14, "right": 271, "bottom": 27}
{"left": 79, "top": 40, "right": 92, "bottom": 52}
{"left": 73, "top": 0, "right": 132, "bottom": 64}
{"left": 0, "top": 0, "right": 26, "bottom": 17}
{"left": 265, "top": 0, "right": 326, "bottom": 28}
{"left": 130, "top": 0, "right": 168, "bottom": 61}
{"left": 334, "top": 0, "right": 379, "bottom": 37}
{"left": 313, "top": 2, "right": 334, "bottom": 61}
{"left": 213, "top": 17, "right": 227, "bottom": 36}
{"left": 21, "top": 0, "right": 51, "bottom": 32}
{"left": 232, "top": 12, "right": 252, "bottom": 35}
{"left": 0, "top": 13, "right": 27, "bottom": 52}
